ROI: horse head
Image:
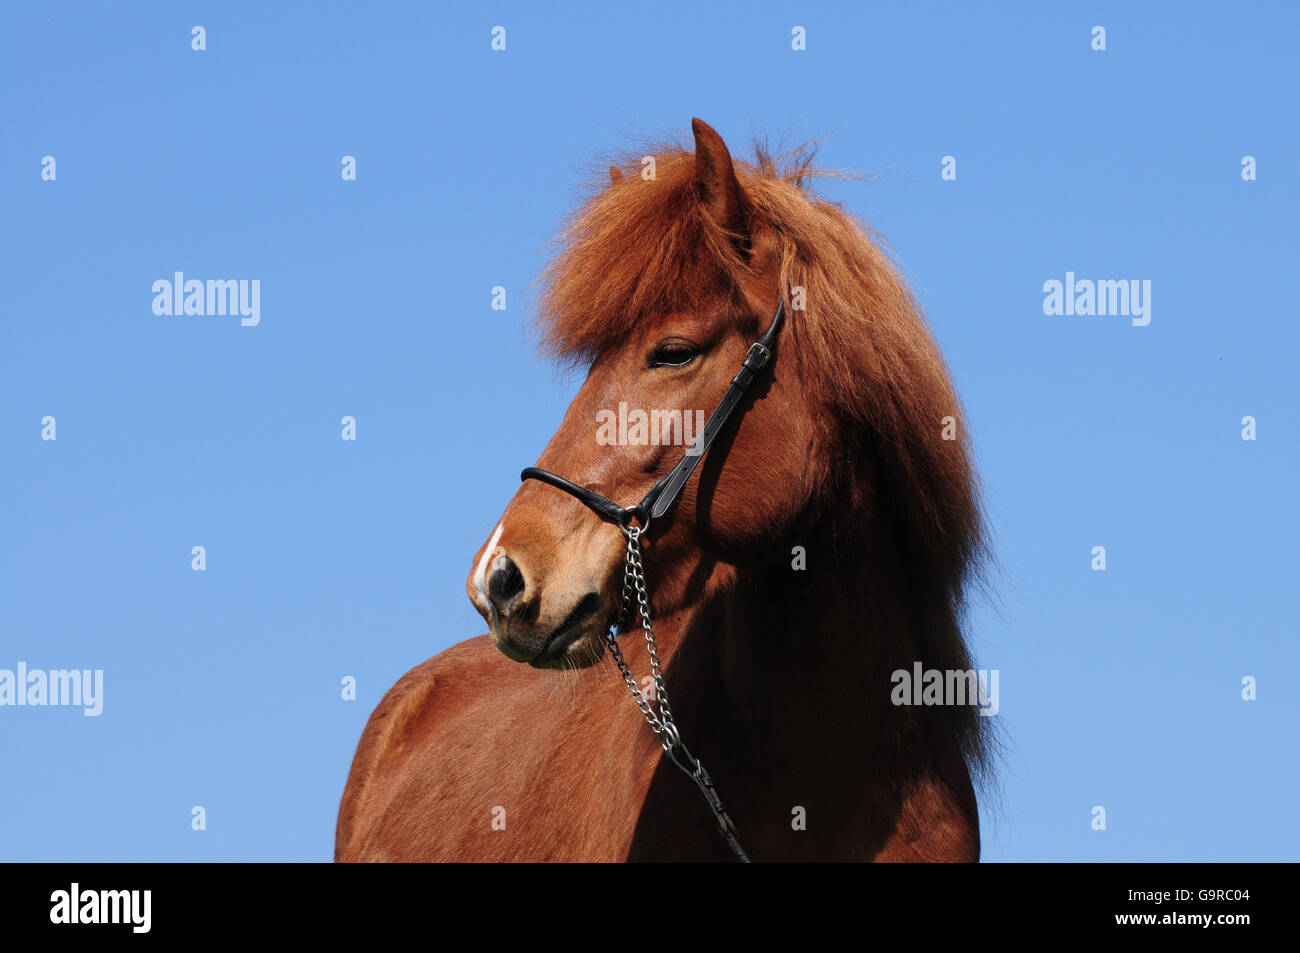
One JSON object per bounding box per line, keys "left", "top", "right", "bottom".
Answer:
{"left": 467, "top": 118, "right": 983, "bottom": 765}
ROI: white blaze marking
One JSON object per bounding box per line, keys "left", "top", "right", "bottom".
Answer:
{"left": 473, "top": 522, "right": 506, "bottom": 602}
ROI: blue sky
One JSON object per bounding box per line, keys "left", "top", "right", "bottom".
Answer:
{"left": 1, "top": 1, "right": 1296, "bottom": 861}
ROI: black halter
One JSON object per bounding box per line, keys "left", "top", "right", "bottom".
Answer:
{"left": 521, "top": 297, "right": 785, "bottom": 528}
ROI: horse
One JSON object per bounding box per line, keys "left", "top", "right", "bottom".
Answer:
{"left": 335, "top": 118, "right": 990, "bottom": 862}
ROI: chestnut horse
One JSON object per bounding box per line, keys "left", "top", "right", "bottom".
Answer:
{"left": 336, "top": 119, "right": 989, "bottom": 862}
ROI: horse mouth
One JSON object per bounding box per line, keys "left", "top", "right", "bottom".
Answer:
{"left": 529, "top": 593, "right": 606, "bottom": 669}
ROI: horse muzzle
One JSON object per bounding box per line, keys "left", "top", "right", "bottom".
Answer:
{"left": 468, "top": 526, "right": 615, "bottom": 669}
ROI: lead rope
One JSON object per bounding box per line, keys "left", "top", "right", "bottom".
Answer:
{"left": 603, "top": 525, "right": 752, "bottom": 863}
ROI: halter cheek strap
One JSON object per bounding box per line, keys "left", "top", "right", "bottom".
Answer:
{"left": 520, "top": 297, "right": 785, "bottom": 529}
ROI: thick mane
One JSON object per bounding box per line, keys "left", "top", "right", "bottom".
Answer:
{"left": 539, "top": 139, "right": 990, "bottom": 775}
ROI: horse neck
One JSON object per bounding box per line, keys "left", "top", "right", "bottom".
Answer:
{"left": 655, "top": 511, "right": 930, "bottom": 769}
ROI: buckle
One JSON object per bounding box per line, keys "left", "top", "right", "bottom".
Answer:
{"left": 744, "top": 342, "right": 771, "bottom": 370}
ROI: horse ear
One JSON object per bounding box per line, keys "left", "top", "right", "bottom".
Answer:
{"left": 608, "top": 165, "right": 623, "bottom": 185}
{"left": 691, "top": 118, "right": 749, "bottom": 236}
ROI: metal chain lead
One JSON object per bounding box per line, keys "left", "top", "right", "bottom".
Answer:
{"left": 606, "top": 526, "right": 676, "bottom": 737}
{"left": 604, "top": 525, "right": 751, "bottom": 863}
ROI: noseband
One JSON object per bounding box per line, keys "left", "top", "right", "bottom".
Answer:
{"left": 519, "top": 297, "right": 786, "bottom": 863}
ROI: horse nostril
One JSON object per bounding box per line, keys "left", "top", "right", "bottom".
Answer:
{"left": 486, "top": 556, "right": 526, "bottom": 612}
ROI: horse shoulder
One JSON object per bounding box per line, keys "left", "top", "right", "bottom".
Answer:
{"left": 334, "top": 634, "right": 514, "bottom": 861}
{"left": 876, "top": 769, "right": 981, "bottom": 862}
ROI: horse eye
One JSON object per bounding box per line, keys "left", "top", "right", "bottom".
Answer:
{"left": 648, "top": 344, "right": 699, "bottom": 368}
